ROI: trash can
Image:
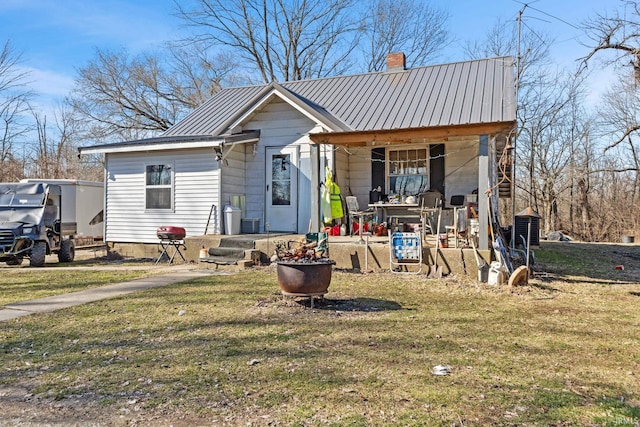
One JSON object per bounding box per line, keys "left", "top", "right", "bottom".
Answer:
{"left": 515, "top": 207, "right": 541, "bottom": 247}
{"left": 224, "top": 205, "right": 241, "bottom": 235}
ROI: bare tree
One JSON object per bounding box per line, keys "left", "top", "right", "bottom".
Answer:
{"left": 463, "top": 15, "right": 553, "bottom": 231}
{"left": 463, "top": 17, "right": 552, "bottom": 90}
{"left": 582, "top": 1, "right": 640, "bottom": 84}
{"left": 360, "top": 0, "right": 450, "bottom": 71}
{"left": 29, "top": 102, "right": 95, "bottom": 179}
{"left": 0, "top": 40, "right": 31, "bottom": 181}
{"left": 166, "top": 42, "right": 241, "bottom": 107}
{"left": 176, "top": 0, "right": 360, "bottom": 83}
{"left": 70, "top": 46, "right": 235, "bottom": 143}
{"left": 597, "top": 76, "right": 640, "bottom": 161}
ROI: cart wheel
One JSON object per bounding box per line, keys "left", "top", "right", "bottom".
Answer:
{"left": 30, "top": 241, "right": 47, "bottom": 267}
{"left": 58, "top": 239, "right": 75, "bottom": 263}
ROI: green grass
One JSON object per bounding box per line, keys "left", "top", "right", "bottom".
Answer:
{"left": 0, "top": 269, "right": 154, "bottom": 306}
{"left": 535, "top": 241, "right": 639, "bottom": 283}
{"left": 0, "top": 242, "right": 639, "bottom": 425}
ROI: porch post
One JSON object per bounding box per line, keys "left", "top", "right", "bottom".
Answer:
{"left": 478, "top": 135, "right": 489, "bottom": 250}
{"left": 310, "top": 143, "right": 321, "bottom": 233}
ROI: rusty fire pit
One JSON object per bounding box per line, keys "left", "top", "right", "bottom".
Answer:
{"left": 276, "top": 260, "right": 335, "bottom": 296}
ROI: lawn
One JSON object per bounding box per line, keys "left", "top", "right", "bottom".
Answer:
{"left": 0, "top": 269, "right": 153, "bottom": 306}
{"left": 0, "top": 242, "right": 639, "bottom": 426}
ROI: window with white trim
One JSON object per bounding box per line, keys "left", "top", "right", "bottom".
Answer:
{"left": 145, "top": 164, "right": 173, "bottom": 210}
{"left": 387, "top": 147, "right": 429, "bottom": 196}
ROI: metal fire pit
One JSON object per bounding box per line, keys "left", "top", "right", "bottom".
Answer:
{"left": 276, "top": 260, "right": 335, "bottom": 300}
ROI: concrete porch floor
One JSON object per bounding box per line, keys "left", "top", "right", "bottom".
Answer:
{"left": 183, "top": 233, "right": 492, "bottom": 278}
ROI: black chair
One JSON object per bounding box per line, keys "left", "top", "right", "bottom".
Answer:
{"left": 450, "top": 195, "right": 465, "bottom": 207}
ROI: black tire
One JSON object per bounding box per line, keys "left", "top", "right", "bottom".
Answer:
{"left": 58, "top": 239, "right": 75, "bottom": 263}
{"left": 6, "top": 257, "right": 23, "bottom": 266}
{"left": 30, "top": 241, "right": 47, "bottom": 267}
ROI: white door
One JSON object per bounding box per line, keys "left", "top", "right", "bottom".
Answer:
{"left": 265, "top": 146, "right": 298, "bottom": 232}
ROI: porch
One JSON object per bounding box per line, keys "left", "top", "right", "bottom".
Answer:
{"left": 178, "top": 232, "right": 492, "bottom": 278}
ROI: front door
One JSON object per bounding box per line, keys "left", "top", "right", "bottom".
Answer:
{"left": 265, "top": 146, "right": 298, "bottom": 232}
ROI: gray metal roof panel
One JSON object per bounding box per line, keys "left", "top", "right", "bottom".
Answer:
{"left": 162, "top": 85, "right": 265, "bottom": 136}
{"left": 458, "top": 61, "right": 478, "bottom": 124}
{"left": 163, "top": 57, "right": 515, "bottom": 138}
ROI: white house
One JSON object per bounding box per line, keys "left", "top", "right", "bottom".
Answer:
{"left": 79, "top": 53, "right": 516, "bottom": 251}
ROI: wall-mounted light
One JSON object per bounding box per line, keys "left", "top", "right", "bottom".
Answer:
{"left": 252, "top": 143, "right": 258, "bottom": 157}
{"left": 214, "top": 147, "right": 223, "bottom": 162}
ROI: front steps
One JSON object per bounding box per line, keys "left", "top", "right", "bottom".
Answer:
{"left": 198, "top": 235, "right": 261, "bottom": 270}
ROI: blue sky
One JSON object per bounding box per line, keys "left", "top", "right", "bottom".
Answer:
{"left": 0, "top": 0, "right": 618, "bottom": 115}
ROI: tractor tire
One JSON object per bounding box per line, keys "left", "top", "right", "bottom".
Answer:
{"left": 6, "top": 257, "right": 23, "bottom": 266}
{"left": 58, "top": 239, "right": 75, "bottom": 263}
{"left": 29, "top": 241, "right": 47, "bottom": 267}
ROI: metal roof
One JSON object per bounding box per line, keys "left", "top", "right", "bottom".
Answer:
{"left": 79, "top": 131, "right": 260, "bottom": 155}
{"left": 162, "top": 56, "right": 516, "bottom": 138}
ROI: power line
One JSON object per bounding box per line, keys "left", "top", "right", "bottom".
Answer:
{"left": 511, "top": 0, "right": 580, "bottom": 30}
{"left": 526, "top": 4, "right": 580, "bottom": 30}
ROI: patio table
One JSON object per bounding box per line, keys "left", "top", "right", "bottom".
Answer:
{"left": 368, "top": 203, "right": 420, "bottom": 229}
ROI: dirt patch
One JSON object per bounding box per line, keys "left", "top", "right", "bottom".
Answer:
{"left": 257, "top": 292, "right": 404, "bottom": 312}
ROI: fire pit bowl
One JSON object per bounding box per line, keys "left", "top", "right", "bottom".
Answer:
{"left": 276, "top": 260, "right": 335, "bottom": 296}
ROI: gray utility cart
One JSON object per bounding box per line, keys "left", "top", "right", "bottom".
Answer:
{"left": 0, "top": 182, "right": 76, "bottom": 267}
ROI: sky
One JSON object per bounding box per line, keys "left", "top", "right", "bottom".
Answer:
{"left": 0, "top": 0, "right": 620, "bottom": 118}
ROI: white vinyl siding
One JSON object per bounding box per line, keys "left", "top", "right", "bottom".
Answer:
{"left": 443, "top": 136, "right": 480, "bottom": 203}
{"left": 241, "top": 98, "right": 318, "bottom": 233}
{"left": 105, "top": 148, "right": 220, "bottom": 243}
{"left": 220, "top": 143, "right": 246, "bottom": 209}
{"left": 339, "top": 145, "right": 369, "bottom": 209}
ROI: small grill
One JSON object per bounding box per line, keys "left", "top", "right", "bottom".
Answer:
{"left": 156, "top": 226, "right": 186, "bottom": 241}
{"left": 155, "top": 226, "right": 187, "bottom": 265}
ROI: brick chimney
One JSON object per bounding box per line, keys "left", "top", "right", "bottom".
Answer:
{"left": 386, "top": 52, "right": 406, "bottom": 71}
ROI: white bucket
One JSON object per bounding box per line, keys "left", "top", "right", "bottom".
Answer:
{"left": 488, "top": 262, "right": 505, "bottom": 285}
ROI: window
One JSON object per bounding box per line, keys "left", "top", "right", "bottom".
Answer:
{"left": 271, "top": 154, "right": 291, "bottom": 205}
{"left": 387, "top": 147, "right": 428, "bottom": 196}
{"left": 145, "top": 164, "right": 173, "bottom": 210}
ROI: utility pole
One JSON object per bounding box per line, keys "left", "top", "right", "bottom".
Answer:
{"left": 512, "top": 5, "right": 525, "bottom": 251}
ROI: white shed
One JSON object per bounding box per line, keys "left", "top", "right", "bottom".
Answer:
{"left": 20, "top": 179, "right": 104, "bottom": 239}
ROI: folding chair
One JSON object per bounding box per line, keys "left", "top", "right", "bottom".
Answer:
{"left": 345, "top": 196, "right": 375, "bottom": 243}
{"left": 417, "top": 190, "right": 442, "bottom": 241}
{"left": 389, "top": 231, "right": 422, "bottom": 274}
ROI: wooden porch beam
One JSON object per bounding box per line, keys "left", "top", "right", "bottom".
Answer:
{"left": 309, "top": 122, "right": 515, "bottom": 146}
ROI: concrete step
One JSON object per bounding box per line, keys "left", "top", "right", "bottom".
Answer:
{"left": 199, "top": 248, "right": 261, "bottom": 270}
{"left": 207, "top": 247, "right": 246, "bottom": 259}
{"left": 199, "top": 256, "right": 239, "bottom": 265}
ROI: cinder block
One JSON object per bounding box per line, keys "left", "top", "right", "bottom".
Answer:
{"left": 236, "top": 259, "right": 254, "bottom": 270}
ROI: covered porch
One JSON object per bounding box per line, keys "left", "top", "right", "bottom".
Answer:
{"left": 308, "top": 122, "right": 515, "bottom": 252}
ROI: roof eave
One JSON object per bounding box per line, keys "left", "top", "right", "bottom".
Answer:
{"left": 78, "top": 131, "right": 261, "bottom": 155}
{"left": 309, "top": 122, "right": 516, "bottom": 146}
{"left": 214, "top": 82, "right": 351, "bottom": 135}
